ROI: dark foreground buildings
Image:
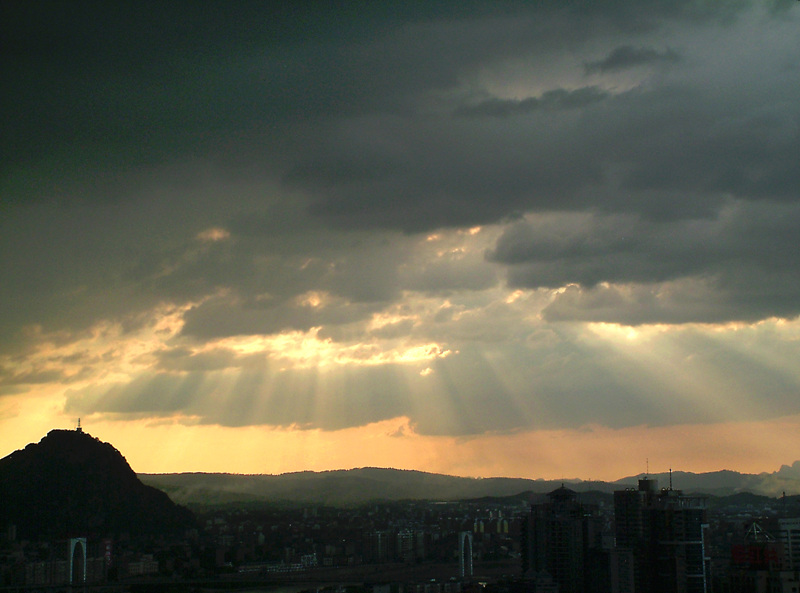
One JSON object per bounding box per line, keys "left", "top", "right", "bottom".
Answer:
{"left": 614, "top": 476, "right": 709, "bottom": 593}
{"left": 523, "top": 477, "right": 709, "bottom": 593}
{"left": 522, "top": 484, "right": 609, "bottom": 593}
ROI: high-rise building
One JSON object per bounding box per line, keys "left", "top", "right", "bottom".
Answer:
{"left": 523, "top": 485, "right": 606, "bottom": 593}
{"left": 614, "top": 476, "right": 709, "bottom": 593}
{"left": 778, "top": 517, "right": 800, "bottom": 570}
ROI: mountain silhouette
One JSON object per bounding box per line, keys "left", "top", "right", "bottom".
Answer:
{"left": 140, "top": 464, "right": 800, "bottom": 507}
{"left": 0, "top": 429, "right": 194, "bottom": 540}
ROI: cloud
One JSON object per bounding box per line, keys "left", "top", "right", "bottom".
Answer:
{"left": 487, "top": 200, "right": 800, "bottom": 323}
{"left": 154, "top": 347, "right": 264, "bottom": 373}
{"left": 180, "top": 292, "right": 384, "bottom": 339}
{"left": 0, "top": 369, "right": 68, "bottom": 396}
{"left": 454, "top": 87, "right": 609, "bottom": 118}
{"left": 541, "top": 281, "right": 738, "bottom": 325}
{"left": 3, "top": 0, "right": 800, "bottom": 458}
{"left": 584, "top": 45, "right": 682, "bottom": 73}
{"left": 62, "top": 317, "right": 800, "bottom": 437}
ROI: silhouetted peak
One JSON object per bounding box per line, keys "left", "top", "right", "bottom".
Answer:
{"left": 38, "top": 428, "right": 128, "bottom": 459}
{"left": 5, "top": 428, "right": 139, "bottom": 485}
{"left": 0, "top": 429, "right": 194, "bottom": 539}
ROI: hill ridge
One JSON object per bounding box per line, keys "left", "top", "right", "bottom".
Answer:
{"left": 0, "top": 429, "right": 194, "bottom": 539}
{"left": 139, "top": 463, "right": 800, "bottom": 506}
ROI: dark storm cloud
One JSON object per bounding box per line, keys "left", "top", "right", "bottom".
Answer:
{"left": 1, "top": 0, "right": 758, "bottom": 205}
{"left": 489, "top": 200, "right": 800, "bottom": 323}
{"left": 295, "top": 111, "right": 607, "bottom": 232}
{"left": 584, "top": 45, "right": 682, "bottom": 73}
{"left": 0, "top": 193, "right": 239, "bottom": 346}
{"left": 2, "top": 0, "right": 798, "bottom": 348}
{"left": 300, "top": 70, "right": 800, "bottom": 231}
{"left": 487, "top": 202, "right": 800, "bottom": 302}
{"left": 3, "top": 2, "right": 555, "bottom": 203}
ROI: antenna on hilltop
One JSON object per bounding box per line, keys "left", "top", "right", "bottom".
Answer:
{"left": 646, "top": 458, "right": 649, "bottom": 478}
{"left": 76, "top": 418, "right": 82, "bottom": 433}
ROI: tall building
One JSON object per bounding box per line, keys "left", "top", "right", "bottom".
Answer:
{"left": 523, "top": 485, "right": 606, "bottom": 593}
{"left": 614, "top": 476, "right": 709, "bottom": 593}
{"left": 778, "top": 517, "right": 800, "bottom": 570}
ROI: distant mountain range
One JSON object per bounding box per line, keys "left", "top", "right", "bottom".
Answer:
{"left": 0, "top": 429, "right": 195, "bottom": 539}
{"left": 139, "top": 462, "right": 800, "bottom": 507}
{"left": 5, "top": 428, "right": 800, "bottom": 528}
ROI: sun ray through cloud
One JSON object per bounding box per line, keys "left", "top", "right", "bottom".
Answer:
{"left": 2, "top": 0, "right": 800, "bottom": 482}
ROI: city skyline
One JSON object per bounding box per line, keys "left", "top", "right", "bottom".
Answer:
{"left": 2, "top": 1, "right": 800, "bottom": 480}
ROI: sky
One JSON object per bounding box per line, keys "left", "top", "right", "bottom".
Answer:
{"left": 2, "top": 0, "right": 800, "bottom": 482}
